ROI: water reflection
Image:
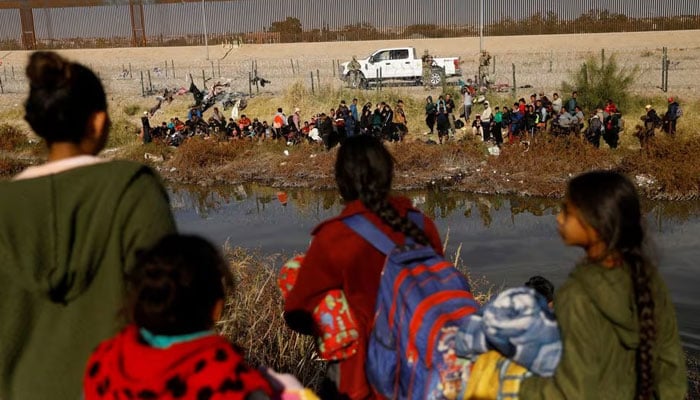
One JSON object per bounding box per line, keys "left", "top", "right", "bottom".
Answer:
{"left": 171, "top": 184, "right": 700, "bottom": 353}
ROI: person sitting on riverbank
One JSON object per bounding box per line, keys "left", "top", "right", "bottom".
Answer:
{"left": 0, "top": 51, "right": 176, "bottom": 400}
{"left": 283, "top": 135, "right": 444, "bottom": 399}
{"left": 84, "top": 234, "right": 317, "bottom": 400}
{"left": 518, "top": 171, "right": 687, "bottom": 399}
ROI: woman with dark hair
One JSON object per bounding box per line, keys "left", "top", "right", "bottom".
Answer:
{"left": 425, "top": 95, "right": 437, "bottom": 135}
{"left": 0, "top": 51, "right": 176, "bottom": 400}
{"left": 283, "top": 135, "right": 444, "bottom": 399}
{"left": 519, "top": 171, "right": 686, "bottom": 399}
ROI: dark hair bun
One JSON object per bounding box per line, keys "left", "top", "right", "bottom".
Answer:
{"left": 23, "top": 51, "right": 107, "bottom": 143}
{"left": 26, "top": 51, "right": 70, "bottom": 91}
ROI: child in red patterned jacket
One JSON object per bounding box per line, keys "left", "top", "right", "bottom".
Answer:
{"left": 83, "top": 234, "right": 314, "bottom": 400}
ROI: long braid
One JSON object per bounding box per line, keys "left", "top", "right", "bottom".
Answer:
{"left": 568, "top": 171, "right": 657, "bottom": 399}
{"left": 359, "top": 188, "right": 430, "bottom": 246}
{"left": 625, "top": 247, "right": 656, "bottom": 400}
{"left": 335, "top": 135, "right": 430, "bottom": 247}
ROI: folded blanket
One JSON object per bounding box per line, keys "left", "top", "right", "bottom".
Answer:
{"left": 278, "top": 255, "right": 359, "bottom": 361}
{"left": 455, "top": 287, "right": 561, "bottom": 377}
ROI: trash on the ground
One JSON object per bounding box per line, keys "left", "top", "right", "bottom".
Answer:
{"left": 277, "top": 191, "right": 288, "bottom": 206}
{"left": 635, "top": 174, "right": 657, "bottom": 188}
{"left": 144, "top": 152, "right": 164, "bottom": 162}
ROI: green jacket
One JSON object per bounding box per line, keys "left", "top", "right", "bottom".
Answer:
{"left": 520, "top": 262, "right": 687, "bottom": 399}
{"left": 0, "top": 161, "right": 176, "bottom": 400}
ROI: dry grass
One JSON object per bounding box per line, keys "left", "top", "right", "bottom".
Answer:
{"left": 218, "top": 247, "right": 326, "bottom": 388}
{"left": 620, "top": 135, "right": 700, "bottom": 200}
{"left": 0, "top": 157, "right": 30, "bottom": 178}
{"left": 0, "top": 124, "right": 28, "bottom": 151}
{"left": 486, "top": 136, "right": 616, "bottom": 197}
{"left": 688, "top": 351, "right": 700, "bottom": 400}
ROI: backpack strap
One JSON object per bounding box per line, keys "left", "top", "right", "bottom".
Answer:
{"left": 343, "top": 215, "right": 395, "bottom": 256}
{"left": 343, "top": 211, "right": 425, "bottom": 256}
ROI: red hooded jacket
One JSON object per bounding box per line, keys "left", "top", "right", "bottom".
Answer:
{"left": 83, "top": 325, "right": 275, "bottom": 400}
{"left": 283, "top": 197, "right": 443, "bottom": 399}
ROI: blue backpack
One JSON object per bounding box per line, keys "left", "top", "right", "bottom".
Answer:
{"left": 343, "top": 213, "right": 479, "bottom": 400}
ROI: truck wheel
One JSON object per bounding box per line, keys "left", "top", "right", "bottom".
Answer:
{"left": 430, "top": 69, "right": 444, "bottom": 86}
{"left": 347, "top": 72, "right": 366, "bottom": 89}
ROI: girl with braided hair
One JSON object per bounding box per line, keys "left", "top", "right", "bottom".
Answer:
{"left": 283, "top": 135, "right": 444, "bottom": 399}
{"left": 520, "top": 171, "right": 686, "bottom": 400}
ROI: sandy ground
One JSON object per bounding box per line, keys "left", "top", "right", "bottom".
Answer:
{"left": 1, "top": 29, "right": 700, "bottom": 99}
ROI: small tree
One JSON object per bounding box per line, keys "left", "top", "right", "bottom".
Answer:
{"left": 561, "top": 51, "right": 639, "bottom": 112}
{"left": 269, "top": 17, "right": 303, "bottom": 42}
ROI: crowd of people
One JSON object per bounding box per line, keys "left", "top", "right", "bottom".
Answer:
{"left": 425, "top": 86, "right": 683, "bottom": 150}
{"left": 140, "top": 77, "right": 684, "bottom": 154}
{"left": 0, "top": 52, "right": 689, "bottom": 400}
{"left": 143, "top": 96, "right": 411, "bottom": 150}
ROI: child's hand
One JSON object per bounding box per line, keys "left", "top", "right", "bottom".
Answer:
{"left": 263, "top": 368, "right": 304, "bottom": 390}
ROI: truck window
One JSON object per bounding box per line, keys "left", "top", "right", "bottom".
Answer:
{"left": 390, "top": 49, "right": 409, "bottom": 60}
{"left": 374, "top": 51, "right": 390, "bottom": 62}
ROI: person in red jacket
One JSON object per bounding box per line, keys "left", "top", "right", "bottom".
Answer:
{"left": 83, "top": 234, "right": 285, "bottom": 400}
{"left": 283, "top": 135, "right": 444, "bottom": 400}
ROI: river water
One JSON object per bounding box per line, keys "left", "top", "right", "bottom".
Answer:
{"left": 171, "top": 184, "right": 700, "bottom": 356}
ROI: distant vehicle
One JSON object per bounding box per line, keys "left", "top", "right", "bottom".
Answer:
{"left": 339, "top": 47, "right": 462, "bottom": 88}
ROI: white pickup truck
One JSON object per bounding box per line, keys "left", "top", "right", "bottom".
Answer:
{"left": 339, "top": 47, "right": 462, "bottom": 88}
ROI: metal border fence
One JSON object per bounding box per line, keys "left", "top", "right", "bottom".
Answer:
{"left": 0, "top": 0, "right": 699, "bottom": 50}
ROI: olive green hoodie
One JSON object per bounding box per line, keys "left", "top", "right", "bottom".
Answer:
{"left": 520, "top": 262, "right": 687, "bottom": 399}
{"left": 0, "top": 160, "right": 176, "bottom": 400}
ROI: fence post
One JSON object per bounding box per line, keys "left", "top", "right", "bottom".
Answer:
{"left": 665, "top": 59, "right": 670, "bottom": 92}
{"left": 661, "top": 47, "right": 666, "bottom": 92}
{"left": 290, "top": 59, "right": 295, "bottom": 75}
{"left": 3, "top": 65, "right": 6, "bottom": 81}
{"left": 202, "top": 70, "right": 206, "bottom": 89}
{"left": 601, "top": 48, "right": 605, "bottom": 66}
{"left": 140, "top": 70, "right": 145, "bottom": 97}
{"left": 11, "top": 65, "right": 14, "bottom": 80}
{"left": 171, "top": 60, "right": 175, "bottom": 79}
{"left": 211, "top": 60, "right": 215, "bottom": 78}
{"left": 316, "top": 69, "right": 320, "bottom": 89}
{"left": 255, "top": 69, "right": 259, "bottom": 94}
{"left": 147, "top": 69, "right": 153, "bottom": 93}
{"left": 165, "top": 60, "right": 168, "bottom": 78}
{"left": 492, "top": 55, "right": 496, "bottom": 74}
{"left": 332, "top": 60, "right": 336, "bottom": 77}
{"left": 310, "top": 71, "right": 315, "bottom": 94}
{"left": 248, "top": 71, "right": 253, "bottom": 96}
{"left": 0, "top": 76, "right": 3, "bottom": 94}
{"left": 217, "top": 60, "right": 221, "bottom": 78}
{"left": 129, "top": 63, "right": 132, "bottom": 79}
{"left": 511, "top": 63, "right": 516, "bottom": 95}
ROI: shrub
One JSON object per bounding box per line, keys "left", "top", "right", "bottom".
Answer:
{"left": 561, "top": 51, "right": 639, "bottom": 112}
{"left": 0, "top": 124, "right": 27, "bottom": 151}
{"left": 0, "top": 157, "right": 30, "bottom": 177}
{"left": 619, "top": 135, "right": 700, "bottom": 199}
{"left": 170, "top": 137, "right": 242, "bottom": 172}
{"left": 122, "top": 104, "right": 141, "bottom": 116}
{"left": 107, "top": 118, "right": 140, "bottom": 148}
